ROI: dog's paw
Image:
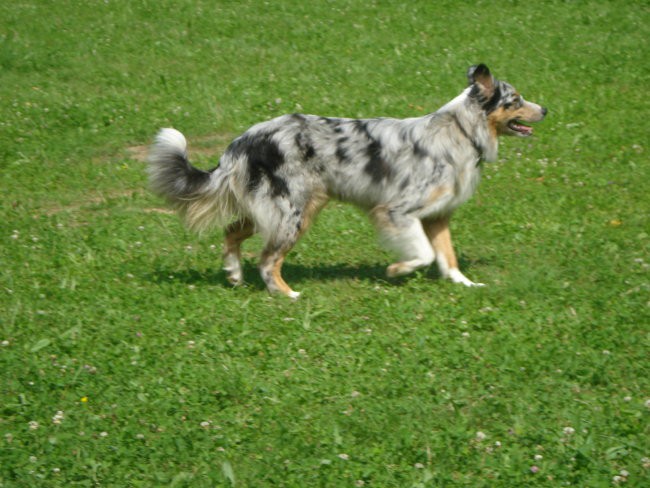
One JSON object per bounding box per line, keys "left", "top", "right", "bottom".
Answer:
{"left": 386, "top": 262, "right": 414, "bottom": 277}
{"left": 448, "top": 268, "right": 485, "bottom": 287}
{"left": 223, "top": 256, "right": 244, "bottom": 286}
{"left": 268, "top": 287, "right": 301, "bottom": 299}
{"left": 226, "top": 274, "right": 244, "bottom": 286}
{"left": 386, "top": 263, "right": 402, "bottom": 278}
{"left": 224, "top": 267, "right": 244, "bottom": 286}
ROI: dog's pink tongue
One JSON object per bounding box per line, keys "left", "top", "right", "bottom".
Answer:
{"left": 516, "top": 123, "right": 532, "bottom": 135}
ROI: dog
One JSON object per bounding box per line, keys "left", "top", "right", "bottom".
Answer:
{"left": 148, "top": 64, "right": 546, "bottom": 298}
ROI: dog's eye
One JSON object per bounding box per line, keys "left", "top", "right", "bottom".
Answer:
{"left": 504, "top": 96, "right": 522, "bottom": 110}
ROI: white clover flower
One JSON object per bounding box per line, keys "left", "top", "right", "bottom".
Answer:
{"left": 534, "top": 454, "right": 543, "bottom": 461}
{"left": 563, "top": 427, "right": 575, "bottom": 435}
{"left": 52, "top": 411, "right": 64, "bottom": 425}
{"left": 99, "top": 431, "right": 108, "bottom": 437}
{"left": 28, "top": 421, "right": 40, "bottom": 430}
{"left": 476, "top": 431, "right": 487, "bottom": 441}
{"left": 337, "top": 453, "right": 349, "bottom": 460}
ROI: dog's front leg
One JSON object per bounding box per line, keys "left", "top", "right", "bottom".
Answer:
{"left": 370, "top": 207, "right": 435, "bottom": 277}
{"left": 422, "top": 216, "right": 485, "bottom": 287}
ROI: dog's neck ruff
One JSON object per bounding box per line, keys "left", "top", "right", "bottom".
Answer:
{"left": 437, "top": 88, "right": 498, "bottom": 164}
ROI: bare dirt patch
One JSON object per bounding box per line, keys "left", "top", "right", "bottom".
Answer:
{"left": 41, "top": 189, "right": 150, "bottom": 216}
{"left": 41, "top": 133, "right": 236, "bottom": 217}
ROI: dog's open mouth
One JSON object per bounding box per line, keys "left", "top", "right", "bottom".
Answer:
{"left": 508, "top": 120, "right": 533, "bottom": 136}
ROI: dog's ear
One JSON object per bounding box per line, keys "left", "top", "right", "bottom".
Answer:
{"left": 467, "top": 64, "right": 495, "bottom": 95}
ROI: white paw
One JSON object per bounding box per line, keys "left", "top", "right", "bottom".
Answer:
{"left": 448, "top": 268, "right": 485, "bottom": 287}
{"left": 223, "top": 255, "right": 243, "bottom": 285}
{"left": 223, "top": 265, "right": 243, "bottom": 285}
{"left": 287, "top": 290, "right": 301, "bottom": 300}
{"left": 226, "top": 272, "right": 243, "bottom": 286}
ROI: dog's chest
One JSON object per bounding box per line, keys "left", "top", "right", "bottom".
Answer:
{"left": 452, "top": 162, "right": 482, "bottom": 206}
{"left": 412, "top": 159, "right": 481, "bottom": 219}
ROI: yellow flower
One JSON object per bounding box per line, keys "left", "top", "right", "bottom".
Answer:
{"left": 80, "top": 397, "right": 88, "bottom": 403}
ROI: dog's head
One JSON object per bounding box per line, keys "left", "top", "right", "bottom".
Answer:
{"left": 468, "top": 64, "right": 547, "bottom": 137}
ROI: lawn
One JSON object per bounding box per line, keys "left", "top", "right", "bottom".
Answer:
{"left": 1, "top": 1, "right": 648, "bottom": 486}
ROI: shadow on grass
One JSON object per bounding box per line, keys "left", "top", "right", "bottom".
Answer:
{"left": 149, "top": 262, "right": 388, "bottom": 291}
{"left": 148, "top": 255, "right": 485, "bottom": 290}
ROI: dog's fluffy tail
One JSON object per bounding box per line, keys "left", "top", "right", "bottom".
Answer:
{"left": 147, "top": 128, "right": 239, "bottom": 233}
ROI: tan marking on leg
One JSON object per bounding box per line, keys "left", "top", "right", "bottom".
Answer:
{"left": 422, "top": 216, "right": 458, "bottom": 271}
{"left": 223, "top": 219, "right": 254, "bottom": 285}
{"left": 224, "top": 219, "right": 254, "bottom": 258}
{"left": 270, "top": 254, "right": 292, "bottom": 295}
{"left": 298, "top": 191, "right": 329, "bottom": 238}
{"left": 260, "top": 247, "right": 298, "bottom": 298}
{"left": 422, "top": 216, "right": 482, "bottom": 286}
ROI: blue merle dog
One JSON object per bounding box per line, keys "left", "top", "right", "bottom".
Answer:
{"left": 148, "top": 64, "right": 546, "bottom": 298}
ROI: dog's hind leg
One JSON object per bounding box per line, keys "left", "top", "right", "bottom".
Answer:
{"left": 223, "top": 218, "right": 255, "bottom": 285}
{"left": 259, "top": 242, "right": 300, "bottom": 299}
{"left": 421, "top": 216, "right": 484, "bottom": 287}
{"left": 370, "top": 207, "right": 435, "bottom": 277}
{"left": 257, "top": 193, "right": 328, "bottom": 299}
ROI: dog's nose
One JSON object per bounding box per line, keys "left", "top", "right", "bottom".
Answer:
{"left": 541, "top": 107, "right": 548, "bottom": 117}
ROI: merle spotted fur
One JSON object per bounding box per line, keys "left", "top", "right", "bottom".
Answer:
{"left": 148, "top": 64, "right": 546, "bottom": 298}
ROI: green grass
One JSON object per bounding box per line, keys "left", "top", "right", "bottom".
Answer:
{"left": 1, "top": 1, "right": 649, "bottom": 486}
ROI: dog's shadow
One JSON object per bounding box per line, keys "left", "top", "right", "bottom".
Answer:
{"left": 150, "top": 261, "right": 388, "bottom": 290}
{"left": 149, "top": 256, "right": 482, "bottom": 290}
